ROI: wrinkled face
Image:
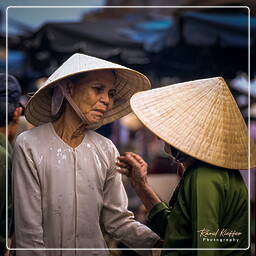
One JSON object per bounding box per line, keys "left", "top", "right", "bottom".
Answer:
{"left": 70, "top": 70, "right": 116, "bottom": 124}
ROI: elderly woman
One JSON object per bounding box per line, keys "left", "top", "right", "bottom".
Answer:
{"left": 117, "top": 77, "right": 256, "bottom": 256}
{"left": 12, "top": 53, "right": 160, "bottom": 256}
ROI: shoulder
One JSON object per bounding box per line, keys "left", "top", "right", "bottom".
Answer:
{"left": 87, "top": 131, "right": 119, "bottom": 171}
{"left": 88, "top": 130, "right": 117, "bottom": 152}
{"left": 188, "top": 162, "right": 229, "bottom": 179}
{"left": 0, "top": 133, "right": 6, "bottom": 148}
{"left": 0, "top": 144, "right": 6, "bottom": 159}
{"left": 183, "top": 162, "right": 231, "bottom": 191}
{"left": 0, "top": 135, "right": 12, "bottom": 165}
{"left": 14, "top": 123, "right": 51, "bottom": 148}
{"left": 88, "top": 130, "right": 114, "bottom": 144}
{"left": 0, "top": 144, "right": 12, "bottom": 171}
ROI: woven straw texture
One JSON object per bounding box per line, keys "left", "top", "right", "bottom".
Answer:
{"left": 131, "top": 77, "right": 256, "bottom": 169}
{"left": 25, "top": 53, "right": 151, "bottom": 129}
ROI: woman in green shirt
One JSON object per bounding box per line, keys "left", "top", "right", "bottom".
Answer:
{"left": 116, "top": 77, "right": 256, "bottom": 256}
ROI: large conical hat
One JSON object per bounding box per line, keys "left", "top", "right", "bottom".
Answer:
{"left": 25, "top": 53, "right": 151, "bottom": 129}
{"left": 131, "top": 77, "right": 256, "bottom": 169}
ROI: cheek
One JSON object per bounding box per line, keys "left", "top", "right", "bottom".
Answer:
{"left": 73, "top": 90, "right": 97, "bottom": 110}
{"left": 108, "top": 99, "right": 115, "bottom": 109}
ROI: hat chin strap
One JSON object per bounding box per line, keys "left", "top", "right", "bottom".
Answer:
{"left": 59, "top": 84, "right": 90, "bottom": 126}
{"left": 168, "top": 154, "right": 185, "bottom": 178}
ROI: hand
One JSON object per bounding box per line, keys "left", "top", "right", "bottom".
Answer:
{"left": 117, "top": 152, "right": 161, "bottom": 212}
{"left": 116, "top": 152, "right": 148, "bottom": 189}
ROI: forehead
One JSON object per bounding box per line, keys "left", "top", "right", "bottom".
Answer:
{"left": 79, "top": 70, "right": 116, "bottom": 89}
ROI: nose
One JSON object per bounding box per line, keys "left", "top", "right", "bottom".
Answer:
{"left": 100, "top": 92, "right": 110, "bottom": 106}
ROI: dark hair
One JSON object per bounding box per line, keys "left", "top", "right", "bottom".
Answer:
{"left": 0, "top": 102, "right": 18, "bottom": 126}
{"left": 169, "top": 145, "right": 190, "bottom": 163}
{"left": 67, "top": 73, "right": 87, "bottom": 85}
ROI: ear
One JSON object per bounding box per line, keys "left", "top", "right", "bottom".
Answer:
{"left": 66, "top": 80, "right": 74, "bottom": 96}
{"left": 12, "top": 107, "right": 23, "bottom": 123}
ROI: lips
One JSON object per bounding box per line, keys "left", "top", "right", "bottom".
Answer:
{"left": 93, "top": 109, "right": 106, "bottom": 114}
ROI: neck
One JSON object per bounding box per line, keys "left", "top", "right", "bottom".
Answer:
{"left": 182, "top": 157, "right": 196, "bottom": 170}
{"left": 52, "top": 104, "right": 87, "bottom": 146}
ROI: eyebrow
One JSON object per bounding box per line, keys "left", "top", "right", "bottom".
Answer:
{"left": 92, "top": 83, "right": 116, "bottom": 90}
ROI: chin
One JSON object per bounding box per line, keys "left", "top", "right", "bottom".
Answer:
{"left": 89, "top": 121, "right": 100, "bottom": 124}
{"left": 87, "top": 117, "right": 103, "bottom": 124}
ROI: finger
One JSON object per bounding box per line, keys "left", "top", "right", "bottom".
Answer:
{"left": 124, "top": 152, "right": 133, "bottom": 155}
{"left": 123, "top": 152, "right": 136, "bottom": 157}
{"left": 124, "top": 152, "right": 143, "bottom": 161}
{"left": 116, "top": 167, "right": 130, "bottom": 176}
{"left": 117, "top": 156, "right": 129, "bottom": 161}
{"left": 116, "top": 161, "right": 130, "bottom": 169}
{"left": 118, "top": 155, "right": 141, "bottom": 168}
{"left": 126, "top": 152, "right": 146, "bottom": 165}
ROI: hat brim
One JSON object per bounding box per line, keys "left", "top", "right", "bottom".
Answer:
{"left": 130, "top": 77, "right": 256, "bottom": 170}
{"left": 25, "top": 68, "right": 150, "bottom": 129}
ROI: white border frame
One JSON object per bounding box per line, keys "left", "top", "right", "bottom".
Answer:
{"left": 5, "top": 5, "right": 251, "bottom": 252}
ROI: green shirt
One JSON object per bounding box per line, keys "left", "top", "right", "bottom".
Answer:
{"left": 0, "top": 132, "right": 13, "bottom": 253}
{"left": 148, "top": 162, "right": 249, "bottom": 256}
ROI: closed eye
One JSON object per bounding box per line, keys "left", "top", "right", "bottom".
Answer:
{"left": 92, "top": 85, "right": 104, "bottom": 92}
{"left": 91, "top": 84, "right": 116, "bottom": 99}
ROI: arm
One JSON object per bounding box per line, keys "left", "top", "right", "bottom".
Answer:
{"left": 101, "top": 151, "right": 161, "bottom": 255}
{"left": 117, "top": 152, "right": 171, "bottom": 238}
{"left": 116, "top": 152, "right": 161, "bottom": 212}
{"left": 12, "top": 136, "right": 46, "bottom": 256}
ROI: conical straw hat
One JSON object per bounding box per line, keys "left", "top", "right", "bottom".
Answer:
{"left": 120, "top": 113, "right": 144, "bottom": 131}
{"left": 25, "top": 53, "right": 151, "bottom": 129}
{"left": 131, "top": 77, "right": 256, "bottom": 169}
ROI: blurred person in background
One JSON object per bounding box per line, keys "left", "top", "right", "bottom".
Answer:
{"left": 12, "top": 53, "right": 161, "bottom": 256}
{"left": 0, "top": 74, "right": 22, "bottom": 256}
{"left": 12, "top": 77, "right": 48, "bottom": 140}
{"left": 117, "top": 77, "right": 256, "bottom": 256}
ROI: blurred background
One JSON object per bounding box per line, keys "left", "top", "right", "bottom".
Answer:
{"left": 1, "top": 0, "right": 256, "bottom": 255}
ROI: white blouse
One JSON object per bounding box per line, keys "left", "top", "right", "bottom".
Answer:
{"left": 13, "top": 123, "right": 159, "bottom": 256}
